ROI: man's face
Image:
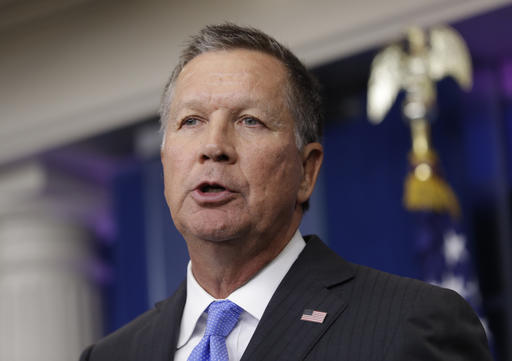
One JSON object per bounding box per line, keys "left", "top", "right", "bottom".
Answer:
{"left": 161, "top": 49, "right": 309, "bottom": 243}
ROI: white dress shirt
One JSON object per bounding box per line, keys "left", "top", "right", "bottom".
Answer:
{"left": 174, "top": 230, "right": 306, "bottom": 361}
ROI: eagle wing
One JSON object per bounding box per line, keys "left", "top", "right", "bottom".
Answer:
{"left": 429, "top": 26, "right": 472, "bottom": 90}
{"left": 367, "top": 44, "right": 404, "bottom": 124}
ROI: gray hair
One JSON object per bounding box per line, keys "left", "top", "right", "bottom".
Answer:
{"left": 159, "top": 23, "right": 323, "bottom": 149}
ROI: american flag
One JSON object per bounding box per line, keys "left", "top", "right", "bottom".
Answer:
{"left": 414, "top": 211, "right": 491, "bottom": 339}
{"left": 300, "top": 309, "right": 327, "bottom": 324}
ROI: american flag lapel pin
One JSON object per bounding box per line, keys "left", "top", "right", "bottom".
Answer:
{"left": 300, "top": 309, "right": 327, "bottom": 324}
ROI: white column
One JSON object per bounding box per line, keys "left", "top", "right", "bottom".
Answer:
{"left": 0, "top": 162, "right": 103, "bottom": 361}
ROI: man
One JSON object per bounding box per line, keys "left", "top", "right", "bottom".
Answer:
{"left": 80, "top": 24, "right": 492, "bottom": 361}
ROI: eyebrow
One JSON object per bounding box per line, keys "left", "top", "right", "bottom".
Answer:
{"left": 177, "top": 94, "right": 259, "bottom": 108}
{"left": 170, "top": 95, "right": 277, "bottom": 119}
{"left": 170, "top": 99, "right": 208, "bottom": 115}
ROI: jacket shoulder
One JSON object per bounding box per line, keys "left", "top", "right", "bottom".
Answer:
{"left": 352, "top": 262, "right": 488, "bottom": 316}
{"left": 351, "top": 262, "right": 443, "bottom": 301}
{"left": 80, "top": 307, "right": 160, "bottom": 361}
{"left": 349, "top": 263, "right": 491, "bottom": 361}
{"left": 79, "top": 281, "right": 186, "bottom": 361}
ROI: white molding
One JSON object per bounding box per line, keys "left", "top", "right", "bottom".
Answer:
{"left": 0, "top": 0, "right": 510, "bottom": 164}
{"left": 297, "top": 0, "right": 512, "bottom": 66}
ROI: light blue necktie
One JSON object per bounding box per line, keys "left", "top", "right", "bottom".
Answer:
{"left": 187, "top": 300, "right": 243, "bottom": 361}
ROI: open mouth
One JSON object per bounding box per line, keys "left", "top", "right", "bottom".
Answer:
{"left": 199, "top": 183, "right": 227, "bottom": 193}
{"left": 192, "top": 182, "right": 234, "bottom": 204}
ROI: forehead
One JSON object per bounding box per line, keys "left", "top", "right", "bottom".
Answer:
{"left": 171, "top": 49, "right": 289, "bottom": 110}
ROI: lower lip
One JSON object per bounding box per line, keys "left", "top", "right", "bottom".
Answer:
{"left": 191, "top": 189, "right": 235, "bottom": 205}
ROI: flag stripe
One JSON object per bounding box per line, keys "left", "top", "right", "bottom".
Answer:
{"left": 300, "top": 310, "right": 327, "bottom": 323}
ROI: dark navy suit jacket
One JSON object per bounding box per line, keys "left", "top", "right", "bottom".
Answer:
{"left": 80, "top": 235, "right": 492, "bottom": 360}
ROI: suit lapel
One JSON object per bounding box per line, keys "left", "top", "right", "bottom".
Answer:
{"left": 241, "top": 236, "right": 355, "bottom": 361}
{"left": 146, "top": 281, "right": 187, "bottom": 361}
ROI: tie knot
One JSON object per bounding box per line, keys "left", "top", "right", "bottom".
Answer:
{"left": 204, "top": 300, "right": 243, "bottom": 337}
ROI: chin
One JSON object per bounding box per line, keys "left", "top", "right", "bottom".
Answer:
{"left": 178, "top": 211, "right": 249, "bottom": 243}
{"left": 189, "top": 225, "right": 247, "bottom": 243}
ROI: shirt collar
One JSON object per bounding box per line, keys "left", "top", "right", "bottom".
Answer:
{"left": 177, "top": 230, "right": 306, "bottom": 348}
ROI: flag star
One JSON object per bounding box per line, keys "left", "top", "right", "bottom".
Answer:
{"left": 435, "top": 273, "right": 476, "bottom": 299}
{"left": 443, "top": 230, "right": 468, "bottom": 266}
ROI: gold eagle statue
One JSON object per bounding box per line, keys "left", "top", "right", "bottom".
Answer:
{"left": 367, "top": 26, "right": 473, "bottom": 218}
{"left": 367, "top": 26, "right": 472, "bottom": 124}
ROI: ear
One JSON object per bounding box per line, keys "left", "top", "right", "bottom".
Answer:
{"left": 297, "top": 142, "right": 324, "bottom": 204}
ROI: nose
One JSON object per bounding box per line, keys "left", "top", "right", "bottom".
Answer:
{"left": 199, "top": 118, "right": 237, "bottom": 164}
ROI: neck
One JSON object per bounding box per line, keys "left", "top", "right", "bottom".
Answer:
{"left": 187, "top": 211, "right": 302, "bottom": 299}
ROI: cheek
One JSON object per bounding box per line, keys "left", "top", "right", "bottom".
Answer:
{"left": 164, "top": 138, "right": 195, "bottom": 170}
{"left": 162, "top": 146, "right": 192, "bottom": 201}
{"left": 247, "top": 146, "right": 302, "bottom": 201}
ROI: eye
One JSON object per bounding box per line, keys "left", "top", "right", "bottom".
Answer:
{"left": 180, "top": 117, "right": 202, "bottom": 128}
{"left": 239, "top": 116, "right": 263, "bottom": 127}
